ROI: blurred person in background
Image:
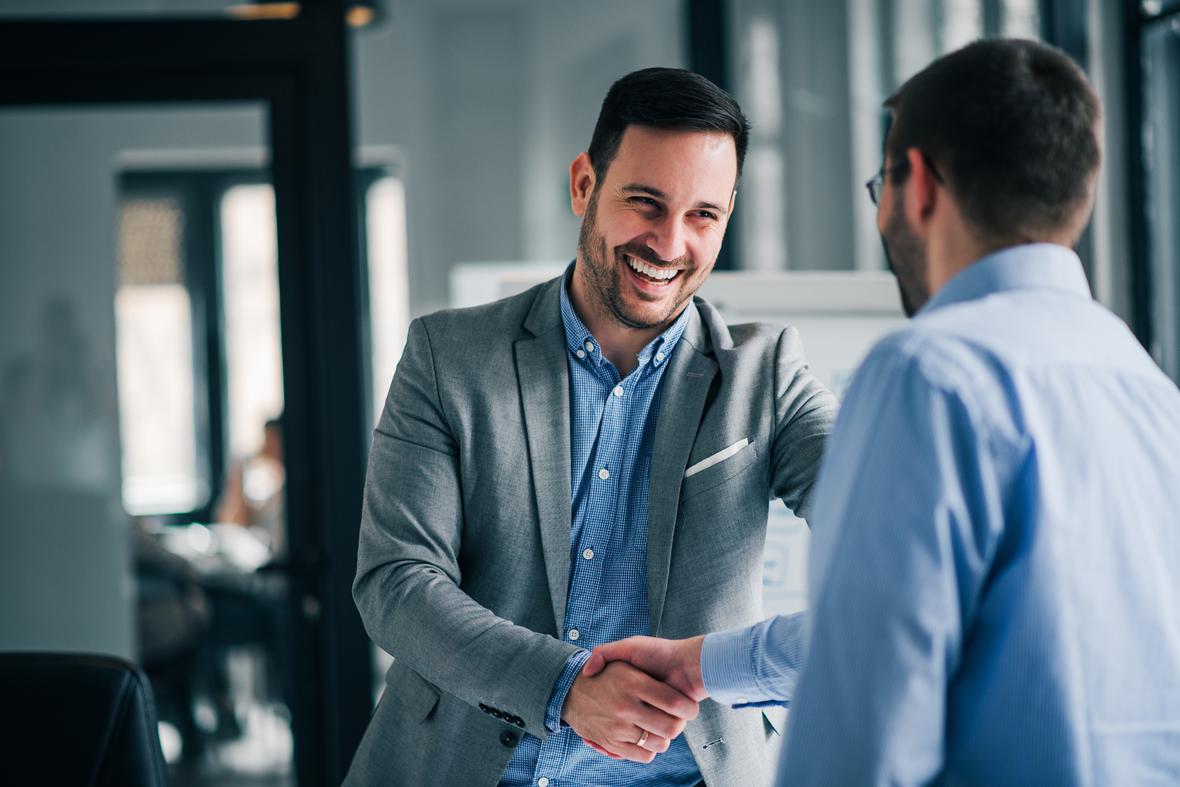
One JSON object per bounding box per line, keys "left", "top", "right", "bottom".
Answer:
{"left": 215, "top": 414, "right": 285, "bottom": 558}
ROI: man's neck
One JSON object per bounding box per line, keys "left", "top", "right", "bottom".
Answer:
{"left": 926, "top": 215, "right": 990, "bottom": 296}
{"left": 589, "top": 320, "right": 661, "bottom": 377}
{"left": 568, "top": 273, "right": 666, "bottom": 377}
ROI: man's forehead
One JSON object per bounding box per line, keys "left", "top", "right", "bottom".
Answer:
{"left": 607, "top": 125, "right": 738, "bottom": 191}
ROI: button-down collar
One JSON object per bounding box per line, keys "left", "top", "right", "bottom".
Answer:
{"left": 559, "top": 263, "right": 693, "bottom": 372}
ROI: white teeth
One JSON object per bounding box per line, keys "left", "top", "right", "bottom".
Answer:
{"left": 626, "top": 255, "right": 679, "bottom": 281}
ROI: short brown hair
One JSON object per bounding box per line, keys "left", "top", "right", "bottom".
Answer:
{"left": 885, "top": 38, "right": 1101, "bottom": 243}
{"left": 588, "top": 67, "right": 750, "bottom": 185}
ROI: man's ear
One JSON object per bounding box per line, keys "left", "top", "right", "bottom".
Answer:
{"left": 904, "top": 147, "right": 940, "bottom": 227}
{"left": 570, "top": 152, "right": 596, "bottom": 218}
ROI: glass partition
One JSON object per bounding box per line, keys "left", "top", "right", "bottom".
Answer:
{"left": 0, "top": 103, "right": 297, "bottom": 786}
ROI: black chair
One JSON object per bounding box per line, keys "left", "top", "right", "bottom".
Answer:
{"left": 0, "top": 652, "right": 169, "bottom": 787}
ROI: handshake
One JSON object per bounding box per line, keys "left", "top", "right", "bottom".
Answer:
{"left": 560, "top": 635, "right": 707, "bottom": 763}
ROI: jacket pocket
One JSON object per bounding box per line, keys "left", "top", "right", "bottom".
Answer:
{"left": 679, "top": 440, "right": 758, "bottom": 503}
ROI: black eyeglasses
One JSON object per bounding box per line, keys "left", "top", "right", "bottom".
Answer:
{"left": 865, "top": 156, "right": 943, "bottom": 206}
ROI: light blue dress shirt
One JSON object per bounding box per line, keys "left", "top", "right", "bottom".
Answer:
{"left": 501, "top": 272, "right": 700, "bottom": 787}
{"left": 703, "top": 244, "right": 1180, "bottom": 785}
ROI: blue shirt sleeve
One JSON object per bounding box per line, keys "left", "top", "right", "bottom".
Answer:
{"left": 701, "top": 612, "right": 807, "bottom": 707}
{"left": 544, "top": 648, "right": 592, "bottom": 733}
{"left": 777, "top": 338, "right": 1015, "bottom": 786}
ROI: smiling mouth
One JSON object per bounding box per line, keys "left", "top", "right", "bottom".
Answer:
{"left": 624, "top": 254, "right": 682, "bottom": 284}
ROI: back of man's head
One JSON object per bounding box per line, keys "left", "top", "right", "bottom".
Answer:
{"left": 587, "top": 67, "right": 750, "bottom": 185}
{"left": 885, "top": 38, "right": 1102, "bottom": 246}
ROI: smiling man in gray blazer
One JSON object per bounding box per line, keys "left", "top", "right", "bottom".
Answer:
{"left": 346, "top": 68, "right": 838, "bottom": 787}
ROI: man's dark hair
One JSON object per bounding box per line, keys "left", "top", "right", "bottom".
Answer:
{"left": 587, "top": 67, "right": 750, "bottom": 185}
{"left": 885, "top": 38, "right": 1101, "bottom": 243}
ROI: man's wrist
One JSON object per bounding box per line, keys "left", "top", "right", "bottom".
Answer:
{"left": 546, "top": 648, "right": 592, "bottom": 732}
{"left": 680, "top": 635, "right": 708, "bottom": 699}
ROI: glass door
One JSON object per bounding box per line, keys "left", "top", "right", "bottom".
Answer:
{"left": 0, "top": 103, "right": 297, "bottom": 786}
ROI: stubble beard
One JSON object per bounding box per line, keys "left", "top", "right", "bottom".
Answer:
{"left": 882, "top": 194, "right": 930, "bottom": 318}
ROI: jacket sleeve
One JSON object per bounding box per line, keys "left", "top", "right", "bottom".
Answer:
{"left": 353, "top": 317, "right": 580, "bottom": 739}
{"left": 769, "top": 325, "right": 840, "bottom": 521}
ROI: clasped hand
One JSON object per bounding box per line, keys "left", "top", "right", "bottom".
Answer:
{"left": 562, "top": 635, "right": 707, "bottom": 763}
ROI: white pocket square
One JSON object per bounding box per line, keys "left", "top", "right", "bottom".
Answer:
{"left": 684, "top": 438, "right": 750, "bottom": 479}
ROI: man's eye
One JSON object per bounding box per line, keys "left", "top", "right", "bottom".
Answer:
{"left": 630, "top": 197, "right": 659, "bottom": 208}
{"left": 695, "top": 210, "right": 718, "bottom": 221}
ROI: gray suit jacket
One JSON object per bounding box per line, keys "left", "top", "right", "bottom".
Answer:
{"left": 346, "top": 275, "right": 837, "bottom": 786}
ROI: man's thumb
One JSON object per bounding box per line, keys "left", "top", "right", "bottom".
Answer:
{"left": 582, "top": 650, "right": 606, "bottom": 677}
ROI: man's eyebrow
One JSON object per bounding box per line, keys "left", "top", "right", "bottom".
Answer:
{"left": 620, "top": 183, "right": 729, "bottom": 215}
{"left": 621, "top": 183, "right": 668, "bottom": 200}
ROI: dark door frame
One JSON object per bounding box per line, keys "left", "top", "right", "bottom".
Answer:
{"left": 0, "top": 5, "right": 372, "bottom": 784}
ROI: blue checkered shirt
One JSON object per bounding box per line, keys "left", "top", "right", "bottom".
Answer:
{"left": 499, "top": 274, "right": 701, "bottom": 786}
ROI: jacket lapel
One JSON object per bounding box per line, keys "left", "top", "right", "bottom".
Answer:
{"left": 515, "top": 278, "right": 573, "bottom": 633}
{"left": 647, "top": 306, "right": 717, "bottom": 635}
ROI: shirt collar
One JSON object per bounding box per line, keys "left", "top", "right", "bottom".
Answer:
{"left": 919, "top": 243, "right": 1093, "bottom": 316}
{"left": 559, "top": 263, "right": 693, "bottom": 370}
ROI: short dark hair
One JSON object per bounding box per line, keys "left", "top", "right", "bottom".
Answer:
{"left": 884, "top": 38, "right": 1101, "bottom": 243}
{"left": 587, "top": 67, "right": 750, "bottom": 185}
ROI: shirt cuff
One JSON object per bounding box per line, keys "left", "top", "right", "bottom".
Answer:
{"left": 701, "top": 622, "right": 765, "bottom": 706}
{"left": 702, "top": 614, "right": 804, "bottom": 708}
{"left": 545, "top": 648, "right": 592, "bottom": 732}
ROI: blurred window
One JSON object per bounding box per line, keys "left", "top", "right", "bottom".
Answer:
{"left": 115, "top": 166, "right": 407, "bottom": 518}
{"left": 362, "top": 170, "right": 410, "bottom": 427}
{"left": 220, "top": 183, "right": 284, "bottom": 460}
{"left": 116, "top": 194, "right": 206, "bottom": 515}
{"left": 1143, "top": 14, "right": 1180, "bottom": 382}
{"left": 729, "top": 0, "right": 1041, "bottom": 272}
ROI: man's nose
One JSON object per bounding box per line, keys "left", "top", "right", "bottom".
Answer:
{"left": 643, "top": 216, "right": 687, "bottom": 264}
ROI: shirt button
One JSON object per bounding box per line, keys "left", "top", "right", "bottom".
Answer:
{"left": 582, "top": 548, "right": 594, "bottom": 560}
{"left": 568, "top": 629, "right": 580, "bottom": 641}
{"left": 656, "top": 351, "right": 665, "bottom": 362}
{"left": 584, "top": 340, "right": 595, "bottom": 352}
{"left": 538, "top": 779, "right": 550, "bottom": 787}
{"left": 575, "top": 349, "right": 586, "bottom": 359}
{"left": 597, "top": 468, "right": 609, "bottom": 480}
{"left": 612, "top": 385, "right": 624, "bottom": 397}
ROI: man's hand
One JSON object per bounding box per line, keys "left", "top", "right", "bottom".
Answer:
{"left": 583, "top": 635, "right": 708, "bottom": 702}
{"left": 562, "top": 660, "right": 699, "bottom": 764}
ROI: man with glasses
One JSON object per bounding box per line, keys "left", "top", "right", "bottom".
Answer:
{"left": 586, "top": 38, "right": 1180, "bottom": 784}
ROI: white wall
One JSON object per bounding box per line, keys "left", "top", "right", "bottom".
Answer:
{"left": 353, "top": 0, "right": 685, "bottom": 314}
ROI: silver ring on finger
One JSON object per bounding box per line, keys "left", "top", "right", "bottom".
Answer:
{"left": 636, "top": 729, "right": 649, "bottom": 748}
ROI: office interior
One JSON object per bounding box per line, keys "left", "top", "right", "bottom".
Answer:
{"left": 0, "top": 0, "right": 1176, "bottom": 785}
